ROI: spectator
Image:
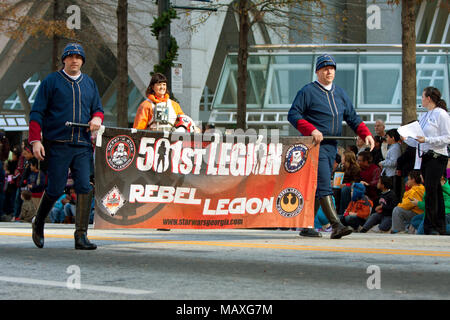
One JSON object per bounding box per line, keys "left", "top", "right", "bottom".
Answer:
{"left": 49, "top": 192, "right": 71, "bottom": 223}
{"left": 64, "top": 188, "right": 77, "bottom": 224}
{"left": 410, "top": 174, "right": 450, "bottom": 235}
{"left": 360, "top": 175, "right": 398, "bottom": 233}
{"left": 346, "top": 144, "right": 358, "bottom": 157}
{"left": 27, "top": 157, "right": 46, "bottom": 208}
{"left": 379, "top": 129, "right": 401, "bottom": 176}
{"left": 18, "top": 189, "right": 36, "bottom": 223}
{"left": 404, "top": 87, "right": 450, "bottom": 235}
{"left": 356, "top": 136, "right": 369, "bottom": 155}
{"left": 0, "top": 160, "right": 5, "bottom": 221}
{"left": 12, "top": 142, "right": 34, "bottom": 221}
{"left": 371, "top": 135, "right": 385, "bottom": 166}
{"left": 340, "top": 183, "right": 373, "bottom": 231}
{"left": 4, "top": 146, "right": 21, "bottom": 217}
{"left": 0, "top": 131, "right": 10, "bottom": 162}
{"left": 357, "top": 151, "right": 381, "bottom": 204}
{"left": 338, "top": 150, "right": 362, "bottom": 216}
{"left": 379, "top": 128, "right": 402, "bottom": 197}
{"left": 374, "top": 119, "right": 388, "bottom": 159}
{"left": 391, "top": 170, "right": 425, "bottom": 233}
{"left": 396, "top": 144, "right": 416, "bottom": 187}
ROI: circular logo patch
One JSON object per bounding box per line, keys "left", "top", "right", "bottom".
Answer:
{"left": 276, "top": 188, "right": 304, "bottom": 218}
{"left": 106, "top": 135, "right": 136, "bottom": 171}
{"left": 284, "top": 144, "right": 308, "bottom": 173}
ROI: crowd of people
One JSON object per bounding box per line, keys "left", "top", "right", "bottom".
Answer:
{"left": 0, "top": 135, "right": 94, "bottom": 225}
{"left": 326, "top": 116, "right": 450, "bottom": 235}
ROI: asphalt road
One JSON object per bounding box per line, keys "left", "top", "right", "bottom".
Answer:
{"left": 1, "top": 222, "right": 450, "bottom": 306}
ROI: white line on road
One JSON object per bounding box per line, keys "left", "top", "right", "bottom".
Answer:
{"left": 0, "top": 276, "right": 153, "bottom": 295}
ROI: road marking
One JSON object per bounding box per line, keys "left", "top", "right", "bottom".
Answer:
{"left": 1, "top": 231, "right": 450, "bottom": 257}
{"left": 0, "top": 276, "right": 153, "bottom": 295}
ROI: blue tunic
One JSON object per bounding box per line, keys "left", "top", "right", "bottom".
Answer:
{"left": 288, "top": 81, "right": 364, "bottom": 198}
{"left": 30, "top": 70, "right": 103, "bottom": 146}
{"left": 288, "top": 81, "right": 363, "bottom": 139}
{"left": 30, "top": 70, "right": 103, "bottom": 199}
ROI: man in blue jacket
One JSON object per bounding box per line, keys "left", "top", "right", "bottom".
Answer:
{"left": 29, "top": 43, "right": 103, "bottom": 250}
{"left": 288, "top": 54, "right": 375, "bottom": 239}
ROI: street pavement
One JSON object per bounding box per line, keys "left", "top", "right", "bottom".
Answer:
{"left": 0, "top": 221, "right": 450, "bottom": 305}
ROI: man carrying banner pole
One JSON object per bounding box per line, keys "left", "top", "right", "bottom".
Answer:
{"left": 288, "top": 54, "right": 375, "bottom": 239}
{"left": 29, "top": 43, "right": 103, "bottom": 250}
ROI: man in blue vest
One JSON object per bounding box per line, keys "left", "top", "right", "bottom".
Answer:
{"left": 29, "top": 43, "right": 103, "bottom": 249}
{"left": 288, "top": 54, "right": 375, "bottom": 239}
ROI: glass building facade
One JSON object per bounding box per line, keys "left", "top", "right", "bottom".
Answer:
{"left": 209, "top": 46, "right": 450, "bottom": 134}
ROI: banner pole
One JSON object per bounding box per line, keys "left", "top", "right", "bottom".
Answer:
{"left": 65, "top": 122, "right": 358, "bottom": 141}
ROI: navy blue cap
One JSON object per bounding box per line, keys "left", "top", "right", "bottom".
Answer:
{"left": 315, "top": 54, "right": 336, "bottom": 72}
{"left": 61, "top": 43, "right": 86, "bottom": 64}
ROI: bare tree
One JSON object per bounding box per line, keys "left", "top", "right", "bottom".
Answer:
{"left": 117, "top": 0, "right": 128, "bottom": 127}
{"left": 401, "top": 0, "right": 416, "bottom": 125}
{"left": 0, "top": 0, "right": 157, "bottom": 124}
{"left": 192, "top": 0, "right": 364, "bottom": 129}
{"left": 0, "top": 1, "right": 75, "bottom": 41}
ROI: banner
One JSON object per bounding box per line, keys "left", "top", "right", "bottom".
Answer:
{"left": 93, "top": 128, "right": 319, "bottom": 229}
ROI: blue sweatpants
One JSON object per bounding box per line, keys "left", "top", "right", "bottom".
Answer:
{"left": 316, "top": 143, "right": 337, "bottom": 199}
{"left": 45, "top": 143, "right": 93, "bottom": 201}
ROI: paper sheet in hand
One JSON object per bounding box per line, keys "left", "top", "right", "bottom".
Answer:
{"left": 397, "top": 121, "right": 424, "bottom": 139}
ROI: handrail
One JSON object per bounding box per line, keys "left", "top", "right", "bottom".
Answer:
{"left": 245, "top": 43, "right": 450, "bottom": 52}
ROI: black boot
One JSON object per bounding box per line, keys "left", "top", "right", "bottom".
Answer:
{"left": 299, "top": 198, "right": 322, "bottom": 238}
{"left": 32, "top": 192, "right": 56, "bottom": 248}
{"left": 74, "top": 191, "right": 97, "bottom": 250}
{"left": 319, "top": 195, "right": 352, "bottom": 239}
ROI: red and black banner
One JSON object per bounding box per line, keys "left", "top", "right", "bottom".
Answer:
{"left": 93, "top": 128, "right": 319, "bottom": 229}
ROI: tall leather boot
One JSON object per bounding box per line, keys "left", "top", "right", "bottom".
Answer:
{"left": 299, "top": 198, "right": 322, "bottom": 237}
{"left": 74, "top": 191, "right": 97, "bottom": 250}
{"left": 32, "top": 192, "right": 56, "bottom": 248}
{"left": 319, "top": 195, "right": 352, "bottom": 239}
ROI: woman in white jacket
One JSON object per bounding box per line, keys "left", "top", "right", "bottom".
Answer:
{"left": 403, "top": 87, "right": 450, "bottom": 235}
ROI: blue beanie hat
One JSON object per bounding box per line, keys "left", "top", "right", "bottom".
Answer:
{"left": 316, "top": 54, "right": 336, "bottom": 72}
{"left": 351, "top": 182, "right": 366, "bottom": 201}
{"left": 61, "top": 43, "right": 86, "bottom": 65}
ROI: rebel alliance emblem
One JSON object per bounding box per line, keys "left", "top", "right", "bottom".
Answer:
{"left": 106, "top": 135, "right": 136, "bottom": 171}
{"left": 276, "top": 188, "right": 304, "bottom": 218}
{"left": 284, "top": 144, "right": 308, "bottom": 173}
{"left": 102, "top": 186, "right": 125, "bottom": 216}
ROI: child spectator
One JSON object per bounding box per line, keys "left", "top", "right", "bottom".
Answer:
{"left": 18, "top": 190, "right": 36, "bottom": 222}
{"left": 338, "top": 150, "right": 362, "bottom": 216}
{"left": 410, "top": 174, "right": 450, "bottom": 235}
{"left": 27, "top": 158, "right": 46, "bottom": 193}
{"left": 360, "top": 176, "right": 398, "bottom": 233}
{"left": 340, "top": 183, "right": 373, "bottom": 231}
{"left": 49, "top": 192, "right": 71, "bottom": 223}
{"left": 379, "top": 128, "right": 402, "bottom": 198}
{"left": 379, "top": 129, "right": 401, "bottom": 176}
{"left": 391, "top": 170, "right": 425, "bottom": 233}
{"left": 64, "top": 188, "right": 77, "bottom": 224}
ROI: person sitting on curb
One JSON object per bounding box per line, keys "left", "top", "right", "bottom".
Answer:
{"left": 341, "top": 183, "right": 373, "bottom": 231}
{"left": 360, "top": 176, "right": 398, "bottom": 233}
{"left": 410, "top": 173, "right": 450, "bottom": 235}
{"left": 391, "top": 170, "right": 425, "bottom": 233}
